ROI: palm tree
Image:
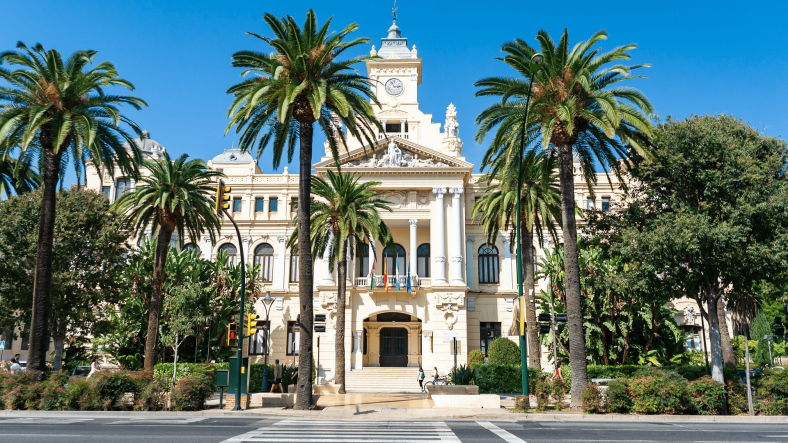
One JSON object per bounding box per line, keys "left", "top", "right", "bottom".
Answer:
{"left": 288, "top": 170, "right": 392, "bottom": 393}
{"left": 473, "top": 150, "right": 562, "bottom": 369}
{"left": 475, "top": 29, "right": 653, "bottom": 407}
{"left": 0, "top": 142, "right": 39, "bottom": 198}
{"left": 0, "top": 43, "right": 146, "bottom": 379}
{"left": 114, "top": 151, "right": 222, "bottom": 370}
{"left": 225, "top": 9, "right": 382, "bottom": 409}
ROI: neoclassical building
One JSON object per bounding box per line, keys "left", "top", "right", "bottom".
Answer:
{"left": 80, "top": 20, "right": 720, "bottom": 380}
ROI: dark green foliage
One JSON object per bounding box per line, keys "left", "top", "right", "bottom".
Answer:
{"left": 581, "top": 384, "right": 605, "bottom": 413}
{"left": 91, "top": 370, "right": 143, "bottom": 409}
{"left": 628, "top": 368, "right": 689, "bottom": 414}
{"left": 726, "top": 379, "right": 750, "bottom": 415}
{"left": 757, "top": 369, "right": 788, "bottom": 415}
{"left": 468, "top": 350, "right": 485, "bottom": 370}
{"left": 449, "top": 364, "right": 474, "bottom": 385}
{"left": 551, "top": 378, "right": 568, "bottom": 410}
{"left": 473, "top": 364, "right": 546, "bottom": 394}
{"left": 153, "top": 363, "right": 217, "bottom": 391}
{"left": 487, "top": 338, "right": 521, "bottom": 365}
{"left": 38, "top": 371, "right": 68, "bottom": 410}
{"left": 752, "top": 310, "right": 773, "bottom": 365}
{"left": 687, "top": 377, "right": 726, "bottom": 415}
{"left": 605, "top": 380, "right": 632, "bottom": 413}
{"left": 63, "top": 379, "right": 100, "bottom": 411}
{"left": 534, "top": 378, "right": 550, "bottom": 411}
{"left": 170, "top": 373, "right": 215, "bottom": 411}
{"left": 587, "top": 365, "right": 709, "bottom": 381}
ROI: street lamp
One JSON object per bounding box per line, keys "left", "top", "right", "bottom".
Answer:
{"left": 260, "top": 291, "right": 275, "bottom": 393}
{"left": 515, "top": 52, "right": 543, "bottom": 397}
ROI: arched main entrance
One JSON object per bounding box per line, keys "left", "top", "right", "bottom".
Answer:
{"left": 380, "top": 328, "right": 408, "bottom": 367}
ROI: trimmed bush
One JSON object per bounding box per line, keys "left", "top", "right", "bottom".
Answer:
{"left": 91, "top": 370, "right": 142, "bottom": 409}
{"left": 171, "top": 373, "right": 215, "bottom": 411}
{"left": 628, "top": 368, "right": 689, "bottom": 414}
{"left": 757, "top": 369, "right": 788, "bottom": 415}
{"left": 581, "top": 384, "right": 605, "bottom": 413}
{"left": 687, "top": 377, "right": 725, "bottom": 415}
{"left": 487, "top": 338, "right": 521, "bottom": 365}
{"left": 606, "top": 380, "right": 632, "bottom": 413}
{"left": 468, "top": 350, "right": 485, "bottom": 370}
{"left": 474, "top": 364, "right": 545, "bottom": 394}
{"left": 38, "top": 372, "right": 68, "bottom": 411}
{"left": 551, "top": 378, "right": 568, "bottom": 411}
{"left": 534, "top": 378, "right": 550, "bottom": 411}
{"left": 64, "top": 378, "right": 101, "bottom": 411}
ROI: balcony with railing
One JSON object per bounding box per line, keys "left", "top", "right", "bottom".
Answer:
{"left": 354, "top": 275, "right": 429, "bottom": 290}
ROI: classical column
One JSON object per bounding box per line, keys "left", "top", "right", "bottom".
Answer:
{"left": 263, "top": 195, "right": 270, "bottom": 218}
{"left": 502, "top": 234, "right": 513, "bottom": 290}
{"left": 369, "top": 239, "right": 376, "bottom": 286}
{"left": 409, "top": 219, "right": 418, "bottom": 280}
{"left": 241, "top": 236, "right": 251, "bottom": 265}
{"left": 321, "top": 232, "right": 335, "bottom": 285}
{"left": 449, "top": 187, "right": 465, "bottom": 285}
{"left": 277, "top": 235, "right": 287, "bottom": 289}
{"left": 466, "top": 235, "right": 475, "bottom": 290}
{"left": 400, "top": 119, "right": 406, "bottom": 139}
{"left": 432, "top": 187, "right": 448, "bottom": 285}
{"left": 202, "top": 235, "right": 212, "bottom": 261}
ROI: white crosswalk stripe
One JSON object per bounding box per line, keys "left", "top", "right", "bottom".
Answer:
{"left": 0, "top": 418, "right": 94, "bottom": 424}
{"left": 221, "top": 419, "right": 462, "bottom": 442}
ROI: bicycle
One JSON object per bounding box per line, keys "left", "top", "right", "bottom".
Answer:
{"left": 423, "top": 376, "right": 451, "bottom": 391}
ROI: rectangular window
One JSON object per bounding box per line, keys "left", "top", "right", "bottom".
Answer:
{"left": 587, "top": 198, "right": 595, "bottom": 210}
{"left": 255, "top": 198, "right": 265, "bottom": 212}
{"left": 102, "top": 186, "right": 111, "bottom": 199}
{"left": 116, "top": 178, "right": 132, "bottom": 198}
{"left": 233, "top": 197, "right": 242, "bottom": 213}
{"left": 602, "top": 198, "right": 610, "bottom": 212}
{"left": 248, "top": 322, "right": 269, "bottom": 355}
{"left": 385, "top": 123, "right": 402, "bottom": 133}
{"left": 289, "top": 255, "right": 299, "bottom": 282}
{"left": 287, "top": 321, "right": 300, "bottom": 356}
{"left": 480, "top": 322, "right": 502, "bottom": 356}
{"left": 269, "top": 198, "right": 278, "bottom": 212}
{"left": 290, "top": 198, "right": 298, "bottom": 212}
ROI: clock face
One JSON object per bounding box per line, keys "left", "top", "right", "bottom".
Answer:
{"left": 384, "top": 78, "right": 404, "bottom": 96}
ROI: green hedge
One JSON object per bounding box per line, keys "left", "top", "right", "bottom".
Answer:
{"left": 474, "top": 364, "right": 546, "bottom": 394}
{"left": 153, "top": 363, "right": 216, "bottom": 392}
{"left": 586, "top": 365, "right": 736, "bottom": 382}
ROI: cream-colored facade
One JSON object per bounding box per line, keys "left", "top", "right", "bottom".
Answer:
{"left": 82, "top": 21, "right": 727, "bottom": 378}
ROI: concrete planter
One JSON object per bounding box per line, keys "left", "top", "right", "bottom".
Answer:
{"left": 426, "top": 385, "right": 479, "bottom": 395}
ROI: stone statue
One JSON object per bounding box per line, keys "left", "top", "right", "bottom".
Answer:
{"left": 445, "top": 119, "right": 459, "bottom": 138}
{"left": 387, "top": 140, "right": 402, "bottom": 167}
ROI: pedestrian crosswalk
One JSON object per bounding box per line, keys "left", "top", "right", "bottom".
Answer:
{"left": 221, "top": 419, "right": 462, "bottom": 442}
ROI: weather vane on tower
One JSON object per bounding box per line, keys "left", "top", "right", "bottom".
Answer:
{"left": 391, "top": 0, "right": 398, "bottom": 21}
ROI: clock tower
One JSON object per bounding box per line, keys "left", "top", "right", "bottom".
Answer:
{"left": 367, "top": 18, "right": 421, "bottom": 107}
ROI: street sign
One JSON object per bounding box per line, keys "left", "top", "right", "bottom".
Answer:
{"left": 442, "top": 332, "right": 457, "bottom": 342}
{"left": 0, "top": 341, "right": 4, "bottom": 350}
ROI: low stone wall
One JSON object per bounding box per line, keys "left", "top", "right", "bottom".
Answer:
{"left": 426, "top": 385, "right": 479, "bottom": 395}
{"left": 432, "top": 394, "right": 500, "bottom": 409}
{"left": 248, "top": 393, "right": 295, "bottom": 408}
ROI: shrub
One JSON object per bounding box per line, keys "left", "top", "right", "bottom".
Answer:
{"left": 249, "top": 364, "right": 273, "bottom": 393}
{"left": 606, "top": 379, "right": 632, "bottom": 413}
{"left": 449, "top": 364, "right": 474, "bottom": 385}
{"left": 64, "top": 378, "right": 100, "bottom": 411}
{"left": 171, "top": 373, "right": 215, "bottom": 411}
{"left": 38, "top": 372, "right": 69, "bottom": 411}
{"left": 581, "top": 384, "right": 605, "bottom": 413}
{"left": 487, "top": 338, "right": 521, "bottom": 365}
{"left": 474, "top": 364, "right": 545, "bottom": 394}
{"left": 153, "top": 363, "right": 216, "bottom": 392}
{"left": 135, "top": 380, "right": 165, "bottom": 411}
{"left": 514, "top": 395, "right": 530, "bottom": 412}
{"left": 91, "top": 370, "right": 141, "bottom": 410}
{"left": 468, "top": 350, "right": 485, "bottom": 370}
{"left": 687, "top": 377, "right": 725, "bottom": 415}
{"left": 551, "top": 378, "right": 568, "bottom": 411}
{"left": 1, "top": 373, "right": 36, "bottom": 410}
{"left": 757, "top": 369, "right": 788, "bottom": 415}
{"left": 534, "top": 378, "right": 551, "bottom": 411}
{"left": 628, "top": 368, "right": 689, "bottom": 414}
{"left": 726, "top": 379, "right": 750, "bottom": 415}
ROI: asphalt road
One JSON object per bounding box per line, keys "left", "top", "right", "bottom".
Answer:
{"left": 1, "top": 416, "right": 788, "bottom": 442}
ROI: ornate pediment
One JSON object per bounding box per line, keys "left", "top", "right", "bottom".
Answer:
{"left": 345, "top": 141, "right": 451, "bottom": 168}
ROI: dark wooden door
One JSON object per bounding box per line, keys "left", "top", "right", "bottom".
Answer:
{"left": 379, "top": 328, "right": 408, "bottom": 367}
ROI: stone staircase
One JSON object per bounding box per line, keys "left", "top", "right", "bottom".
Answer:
{"left": 345, "top": 367, "right": 425, "bottom": 393}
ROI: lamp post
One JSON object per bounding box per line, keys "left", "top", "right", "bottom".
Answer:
{"left": 222, "top": 208, "right": 246, "bottom": 411}
{"left": 260, "top": 291, "right": 275, "bottom": 393}
{"left": 515, "top": 52, "right": 543, "bottom": 397}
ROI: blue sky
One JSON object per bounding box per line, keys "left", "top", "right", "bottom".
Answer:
{"left": 2, "top": 0, "right": 786, "bottom": 184}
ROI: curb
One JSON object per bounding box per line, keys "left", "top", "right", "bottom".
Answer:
{"left": 511, "top": 412, "right": 788, "bottom": 423}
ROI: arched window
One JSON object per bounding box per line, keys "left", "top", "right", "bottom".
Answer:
{"left": 183, "top": 243, "right": 201, "bottom": 256}
{"left": 357, "top": 243, "right": 370, "bottom": 277}
{"left": 383, "top": 243, "right": 406, "bottom": 275}
{"left": 254, "top": 243, "right": 275, "bottom": 282}
{"left": 219, "top": 243, "right": 237, "bottom": 265}
{"left": 478, "top": 244, "right": 499, "bottom": 284}
{"left": 417, "top": 243, "right": 430, "bottom": 277}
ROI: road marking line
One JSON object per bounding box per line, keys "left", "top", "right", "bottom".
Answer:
{"left": 477, "top": 421, "right": 526, "bottom": 443}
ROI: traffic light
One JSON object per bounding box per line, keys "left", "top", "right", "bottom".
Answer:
{"left": 314, "top": 314, "right": 326, "bottom": 332}
{"left": 215, "top": 180, "right": 231, "bottom": 217}
{"left": 227, "top": 322, "right": 238, "bottom": 347}
{"left": 247, "top": 314, "right": 259, "bottom": 336}
{"left": 538, "top": 313, "right": 551, "bottom": 322}
{"left": 539, "top": 325, "right": 551, "bottom": 334}
{"left": 555, "top": 313, "right": 568, "bottom": 323}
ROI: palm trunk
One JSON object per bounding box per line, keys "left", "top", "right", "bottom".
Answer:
{"left": 52, "top": 319, "right": 67, "bottom": 371}
{"left": 717, "top": 298, "right": 736, "bottom": 369}
{"left": 705, "top": 290, "right": 725, "bottom": 383}
{"left": 27, "top": 142, "right": 63, "bottom": 380}
{"left": 295, "top": 122, "right": 314, "bottom": 410}
{"left": 557, "top": 142, "right": 587, "bottom": 409}
{"left": 335, "top": 239, "right": 348, "bottom": 393}
{"left": 144, "top": 225, "right": 174, "bottom": 371}
{"left": 521, "top": 223, "right": 541, "bottom": 370}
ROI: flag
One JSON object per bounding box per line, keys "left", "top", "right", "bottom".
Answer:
{"left": 406, "top": 262, "right": 412, "bottom": 292}
{"left": 395, "top": 258, "right": 401, "bottom": 291}
{"left": 369, "top": 258, "right": 376, "bottom": 291}
{"left": 384, "top": 258, "right": 389, "bottom": 292}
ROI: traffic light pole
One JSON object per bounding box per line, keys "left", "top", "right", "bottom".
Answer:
{"left": 224, "top": 209, "right": 246, "bottom": 411}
